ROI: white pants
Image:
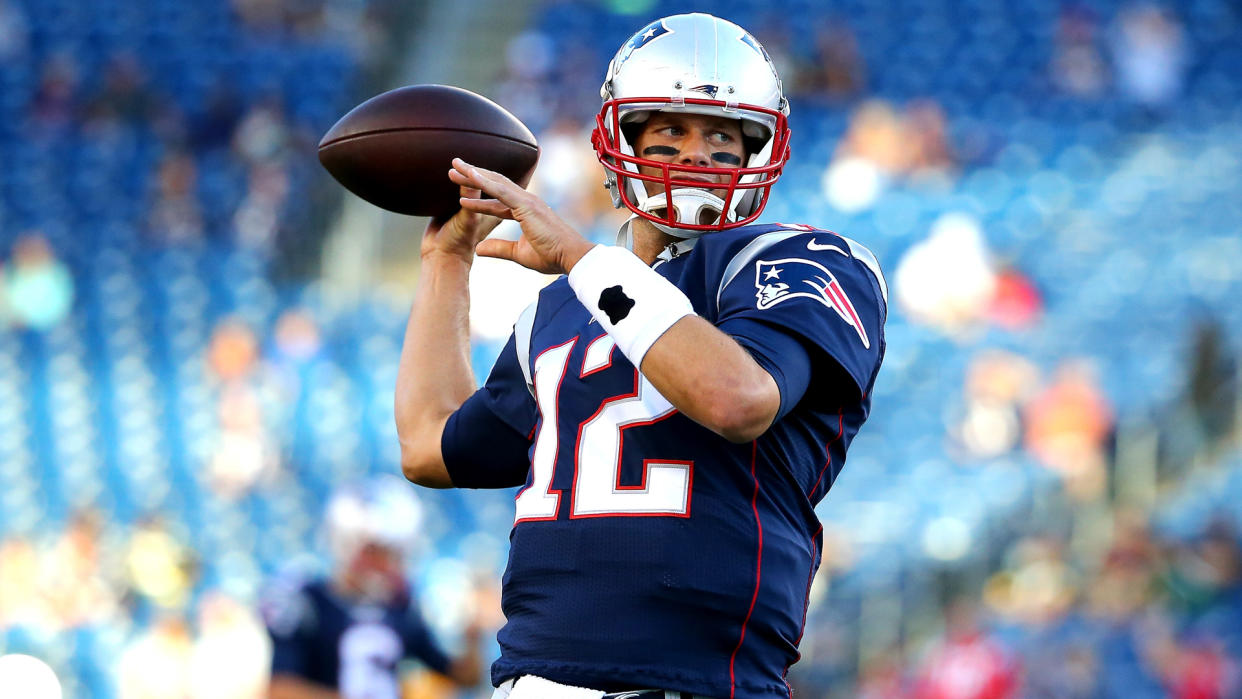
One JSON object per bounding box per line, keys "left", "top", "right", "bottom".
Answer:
{"left": 491, "top": 676, "right": 604, "bottom": 699}
{"left": 491, "top": 676, "right": 690, "bottom": 699}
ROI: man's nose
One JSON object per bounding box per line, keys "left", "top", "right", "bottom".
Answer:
{"left": 677, "top": 135, "right": 712, "bottom": 168}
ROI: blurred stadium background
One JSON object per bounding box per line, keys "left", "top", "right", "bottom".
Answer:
{"left": 0, "top": 0, "right": 1240, "bottom": 696}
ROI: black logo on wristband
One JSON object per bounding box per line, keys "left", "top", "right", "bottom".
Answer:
{"left": 598, "top": 286, "right": 635, "bottom": 324}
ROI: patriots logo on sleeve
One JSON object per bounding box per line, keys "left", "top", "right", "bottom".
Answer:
{"left": 755, "top": 258, "right": 871, "bottom": 348}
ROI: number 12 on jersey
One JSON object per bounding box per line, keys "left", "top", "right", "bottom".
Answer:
{"left": 514, "top": 336, "right": 693, "bottom": 522}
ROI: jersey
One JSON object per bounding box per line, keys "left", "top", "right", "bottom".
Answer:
{"left": 261, "top": 576, "right": 452, "bottom": 699}
{"left": 446, "top": 222, "right": 887, "bottom": 698}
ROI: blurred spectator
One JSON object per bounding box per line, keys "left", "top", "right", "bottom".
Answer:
{"left": 234, "top": 161, "right": 291, "bottom": 253}
{"left": 954, "top": 351, "right": 1039, "bottom": 460}
{"left": 233, "top": 97, "right": 293, "bottom": 167}
{"left": 826, "top": 98, "right": 957, "bottom": 212}
{"left": 986, "top": 265, "right": 1042, "bottom": 331}
{"left": 903, "top": 99, "right": 955, "bottom": 177}
{"left": 189, "top": 592, "right": 271, "bottom": 699}
{"left": 528, "top": 117, "right": 618, "bottom": 239}
{"left": 1186, "top": 319, "right": 1237, "bottom": 454}
{"left": 836, "top": 100, "right": 908, "bottom": 175}
{"left": 836, "top": 99, "right": 956, "bottom": 177}
{"left": 232, "top": 0, "right": 287, "bottom": 35}
{"left": 1023, "top": 360, "right": 1114, "bottom": 499}
{"left": 986, "top": 537, "right": 1079, "bottom": 629}
{"left": 204, "top": 317, "right": 280, "bottom": 498}
{"left": 29, "top": 52, "right": 78, "bottom": 130}
{"left": 207, "top": 317, "right": 261, "bottom": 382}
{"left": 39, "top": 509, "right": 121, "bottom": 630}
{"left": 913, "top": 599, "right": 1019, "bottom": 699}
{"left": 83, "top": 53, "right": 157, "bottom": 127}
{"left": 493, "top": 30, "right": 560, "bottom": 135}
{"left": 149, "top": 151, "right": 205, "bottom": 242}
{"left": 1051, "top": 5, "right": 1109, "bottom": 98}
{"left": 191, "top": 81, "right": 244, "bottom": 152}
{"left": 124, "top": 517, "right": 195, "bottom": 611}
{"left": 0, "top": 535, "right": 44, "bottom": 628}
{"left": 117, "top": 614, "right": 195, "bottom": 699}
{"left": 1111, "top": 3, "right": 1188, "bottom": 115}
{"left": 2, "top": 233, "right": 74, "bottom": 331}
{"left": 894, "top": 212, "right": 997, "bottom": 337}
{"left": 270, "top": 307, "right": 324, "bottom": 369}
{"left": 0, "top": 0, "right": 28, "bottom": 61}
{"left": 858, "top": 649, "right": 909, "bottom": 699}
{"left": 796, "top": 21, "right": 867, "bottom": 100}
{"left": 209, "top": 381, "right": 278, "bottom": 499}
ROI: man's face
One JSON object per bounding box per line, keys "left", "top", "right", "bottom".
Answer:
{"left": 345, "top": 542, "right": 406, "bottom": 602}
{"left": 631, "top": 112, "right": 747, "bottom": 203}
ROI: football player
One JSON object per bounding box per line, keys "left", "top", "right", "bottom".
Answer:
{"left": 262, "top": 477, "right": 483, "bottom": 699}
{"left": 396, "top": 12, "right": 887, "bottom": 699}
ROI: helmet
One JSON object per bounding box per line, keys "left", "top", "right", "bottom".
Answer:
{"left": 325, "top": 475, "right": 424, "bottom": 564}
{"left": 592, "top": 13, "right": 791, "bottom": 238}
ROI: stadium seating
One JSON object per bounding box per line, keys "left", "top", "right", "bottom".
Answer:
{"left": 1, "top": 0, "right": 1240, "bottom": 694}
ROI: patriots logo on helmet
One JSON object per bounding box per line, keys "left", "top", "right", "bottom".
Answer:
{"left": 755, "top": 258, "right": 870, "bottom": 348}
{"left": 688, "top": 84, "right": 719, "bottom": 98}
{"left": 617, "top": 20, "right": 671, "bottom": 68}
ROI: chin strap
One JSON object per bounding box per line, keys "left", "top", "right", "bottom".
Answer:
{"left": 615, "top": 218, "right": 635, "bottom": 250}
{"left": 615, "top": 216, "right": 701, "bottom": 263}
{"left": 656, "top": 237, "right": 698, "bottom": 262}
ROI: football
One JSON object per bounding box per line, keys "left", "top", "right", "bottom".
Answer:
{"left": 318, "top": 84, "right": 539, "bottom": 217}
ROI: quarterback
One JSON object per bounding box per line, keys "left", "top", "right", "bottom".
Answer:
{"left": 396, "top": 13, "right": 887, "bottom": 699}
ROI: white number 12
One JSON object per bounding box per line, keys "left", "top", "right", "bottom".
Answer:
{"left": 513, "top": 337, "right": 692, "bottom": 523}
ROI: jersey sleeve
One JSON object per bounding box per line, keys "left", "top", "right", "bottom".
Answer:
{"left": 713, "top": 232, "right": 887, "bottom": 399}
{"left": 400, "top": 598, "right": 453, "bottom": 676}
{"left": 717, "top": 315, "right": 813, "bottom": 421}
{"left": 441, "top": 317, "right": 537, "bottom": 489}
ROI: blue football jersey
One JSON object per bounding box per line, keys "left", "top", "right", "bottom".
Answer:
{"left": 457, "top": 223, "right": 887, "bottom": 698}
{"left": 261, "top": 576, "right": 452, "bottom": 698}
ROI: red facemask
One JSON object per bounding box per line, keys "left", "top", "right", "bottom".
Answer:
{"left": 592, "top": 96, "right": 791, "bottom": 233}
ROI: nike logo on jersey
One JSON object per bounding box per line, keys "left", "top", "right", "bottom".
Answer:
{"left": 754, "top": 258, "right": 870, "bottom": 348}
{"left": 807, "top": 239, "right": 848, "bottom": 255}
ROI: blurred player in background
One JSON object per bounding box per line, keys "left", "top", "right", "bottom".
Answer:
{"left": 262, "top": 476, "right": 484, "bottom": 699}
{"left": 397, "top": 12, "right": 887, "bottom": 699}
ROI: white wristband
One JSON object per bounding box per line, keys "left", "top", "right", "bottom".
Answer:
{"left": 567, "top": 245, "right": 695, "bottom": 369}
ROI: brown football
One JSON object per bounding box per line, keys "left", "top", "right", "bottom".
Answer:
{"left": 318, "top": 85, "right": 539, "bottom": 217}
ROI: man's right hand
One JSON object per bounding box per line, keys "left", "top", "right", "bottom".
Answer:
{"left": 420, "top": 184, "right": 504, "bottom": 262}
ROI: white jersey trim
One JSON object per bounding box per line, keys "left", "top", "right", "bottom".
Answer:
{"left": 514, "top": 299, "right": 538, "bottom": 396}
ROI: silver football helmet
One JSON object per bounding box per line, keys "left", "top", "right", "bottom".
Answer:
{"left": 326, "top": 475, "right": 424, "bottom": 562}
{"left": 592, "top": 13, "right": 791, "bottom": 238}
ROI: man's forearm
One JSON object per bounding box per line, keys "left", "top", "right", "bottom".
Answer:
{"left": 395, "top": 251, "right": 477, "bottom": 486}
{"left": 639, "top": 315, "right": 780, "bottom": 443}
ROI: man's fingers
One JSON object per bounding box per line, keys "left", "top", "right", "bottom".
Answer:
{"left": 475, "top": 238, "right": 517, "bottom": 261}
{"left": 459, "top": 197, "right": 514, "bottom": 219}
{"left": 452, "top": 158, "right": 525, "bottom": 207}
